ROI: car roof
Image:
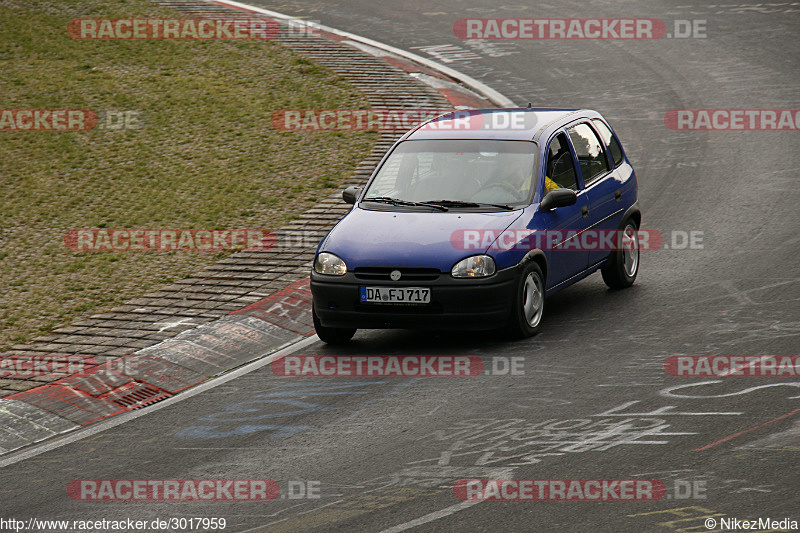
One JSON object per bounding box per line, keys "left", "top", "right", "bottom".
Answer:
{"left": 403, "top": 108, "right": 599, "bottom": 143}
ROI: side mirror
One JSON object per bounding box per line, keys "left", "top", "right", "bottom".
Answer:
{"left": 540, "top": 188, "right": 577, "bottom": 212}
{"left": 342, "top": 186, "right": 362, "bottom": 205}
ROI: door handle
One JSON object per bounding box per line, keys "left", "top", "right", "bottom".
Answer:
{"left": 581, "top": 206, "right": 589, "bottom": 217}
{"left": 614, "top": 189, "right": 622, "bottom": 200}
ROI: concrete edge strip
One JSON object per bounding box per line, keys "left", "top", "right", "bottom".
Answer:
{"left": 0, "top": 335, "right": 319, "bottom": 468}
{"left": 0, "top": 1, "right": 514, "bottom": 458}
{"left": 0, "top": 277, "right": 315, "bottom": 443}
{"left": 0, "top": 274, "right": 314, "bottom": 454}
{"left": 210, "top": 0, "right": 516, "bottom": 108}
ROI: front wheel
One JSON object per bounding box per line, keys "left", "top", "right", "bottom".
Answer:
{"left": 312, "top": 305, "right": 356, "bottom": 344}
{"left": 601, "top": 220, "right": 640, "bottom": 289}
{"left": 505, "top": 262, "right": 545, "bottom": 338}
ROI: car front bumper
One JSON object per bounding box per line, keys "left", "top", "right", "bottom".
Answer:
{"left": 310, "top": 267, "right": 518, "bottom": 330}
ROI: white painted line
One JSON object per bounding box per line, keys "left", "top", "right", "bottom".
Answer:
{"left": 0, "top": 400, "right": 79, "bottom": 454}
{"left": 378, "top": 500, "right": 483, "bottom": 533}
{"left": 0, "top": 334, "right": 319, "bottom": 468}
{"left": 211, "top": 0, "right": 516, "bottom": 108}
{"left": 238, "top": 498, "right": 351, "bottom": 533}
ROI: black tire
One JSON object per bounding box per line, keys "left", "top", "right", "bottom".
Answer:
{"left": 505, "top": 261, "right": 545, "bottom": 338}
{"left": 601, "top": 219, "right": 640, "bottom": 290}
{"left": 312, "top": 305, "right": 356, "bottom": 344}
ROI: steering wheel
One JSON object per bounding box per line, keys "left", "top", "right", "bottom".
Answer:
{"left": 475, "top": 181, "right": 521, "bottom": 199}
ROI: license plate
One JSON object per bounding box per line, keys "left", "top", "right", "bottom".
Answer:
{"left": 360, "top": 287, "right": 430, "bottom": 304}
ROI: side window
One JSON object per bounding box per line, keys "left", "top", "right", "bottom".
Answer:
{"left": 567, "top": 123, "right": 610, "bottom": 185}
{"left": 545, "top": 133, "right": 578, "bottom": 191}
{"left": 592, "top": 119, "right": 624, "bottom": 167}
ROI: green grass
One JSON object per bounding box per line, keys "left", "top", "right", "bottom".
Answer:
{"left": 0, "top": 0, "right": 377, "bottom": 349}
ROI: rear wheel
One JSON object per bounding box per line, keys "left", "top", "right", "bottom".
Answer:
{"left": 601, "top": 220, "right": 640, "bottom": 289}
{"left": 505, "top": 261, "right": 545, "bottom": 338}
{"left": 313, "top": 305, "right": 356, "bottom": 344}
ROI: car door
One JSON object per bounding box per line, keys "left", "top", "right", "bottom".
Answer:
{"left": 566, "top": 121, "right": 621, "bottom": 268}
{"left": 538, "top": 131, "right": 591, "bottom": 289}
{"left": 590, "top": 118, "right": 633, "bottom": 261}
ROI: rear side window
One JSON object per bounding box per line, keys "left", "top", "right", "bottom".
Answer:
{"left": 592, "top": 119, "right": 624, "bottom": 167}
{"left": 567, "top": 123, "right": 609, "bottom": 185}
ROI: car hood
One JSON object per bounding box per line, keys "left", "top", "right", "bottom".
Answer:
{"left": 321, "top": 207, "right": 523, "bottom": 272}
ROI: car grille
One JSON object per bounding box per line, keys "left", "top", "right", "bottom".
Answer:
{"left": 353, "top": 267, "right": 441, "bottom": 282}
{"left": 354, "top": 301, "right": 444, "bottom": 314}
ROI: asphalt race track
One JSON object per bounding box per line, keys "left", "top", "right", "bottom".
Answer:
{"left": 2, "top": 0, "right": 799, "bottom": 531}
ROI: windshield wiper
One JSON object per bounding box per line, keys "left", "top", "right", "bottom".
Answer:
{"left": 424, "top": 199, "right": 516, "bottom": 210}
{"left": 362, "top": 196, "right": 448, "bottom": 211}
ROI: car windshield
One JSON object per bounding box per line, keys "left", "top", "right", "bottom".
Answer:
{"left": 362, "top": 140, "right": 538, "bottom": 209}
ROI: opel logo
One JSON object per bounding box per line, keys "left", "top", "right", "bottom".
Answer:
{"left": 390, "top": 270, "right": 402, "bottom": 281}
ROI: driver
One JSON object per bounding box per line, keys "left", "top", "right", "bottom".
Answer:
{"left": 544, "top": 148, "right": 568, "bottom": 191}
{"left": 471, "top": 156, "right": 533, "bottom": 204}
{"left": 501, "top": 157, "right": 533, "bottom": 198}
{"left": 545, "top": 175, "right": 562, "bottom": 191}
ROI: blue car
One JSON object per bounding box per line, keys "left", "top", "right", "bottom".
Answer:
{"left": 310, "top": 108, "right": 640, "bottom": 343}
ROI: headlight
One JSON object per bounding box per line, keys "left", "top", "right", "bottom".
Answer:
{"left": 451, "top": 255, "right": 496, "bottom": 278}
{"left": 314, "top": 252, "right": 347, "bottom": 276}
